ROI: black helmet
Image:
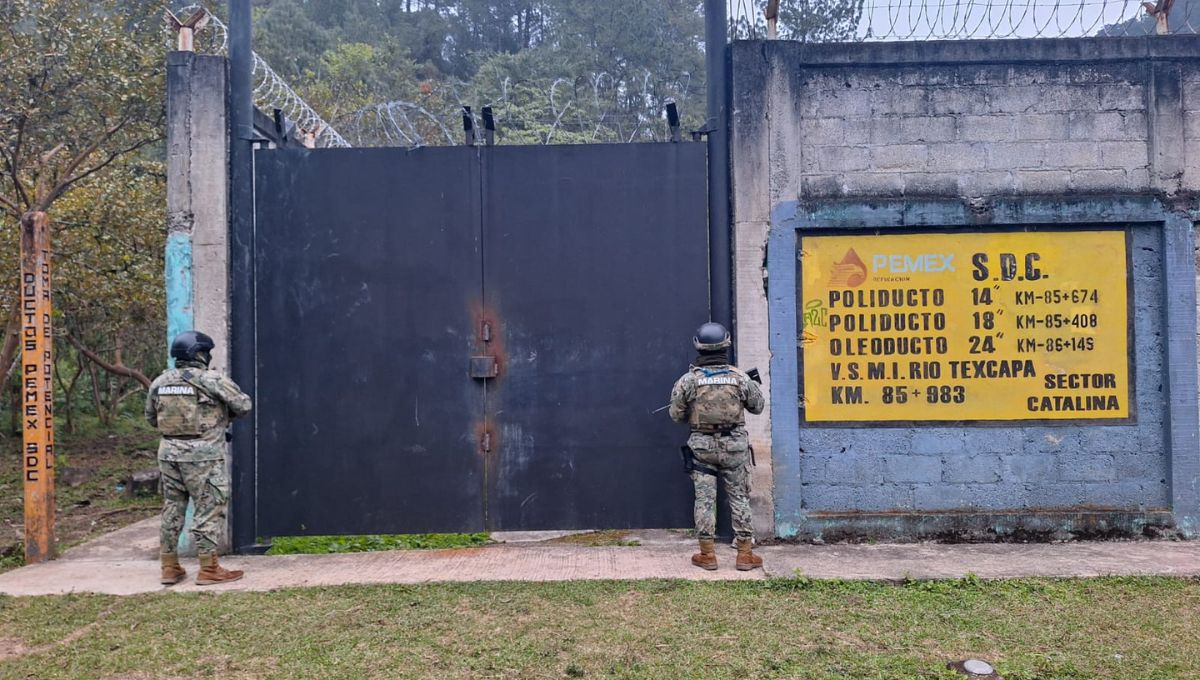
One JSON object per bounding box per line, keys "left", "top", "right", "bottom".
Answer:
{"left": 170, "top": 330, "right": 215, "bottom": 366}
{"left": 693, "top": 322, "right": 731, "bottom": 351}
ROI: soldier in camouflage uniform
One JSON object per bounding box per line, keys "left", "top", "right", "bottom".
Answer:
{"left": 145, "top": 331, "right": 252, "bottom": 586}
{"left": 669, "top": 322, "right": 765, "bottom": 571}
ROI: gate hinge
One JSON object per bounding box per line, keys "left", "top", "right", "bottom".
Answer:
{"left": 480, "top": 431, "right": 492, "bottom": 453}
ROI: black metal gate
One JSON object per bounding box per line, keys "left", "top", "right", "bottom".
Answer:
{"left": 235, "top": 143, "right": 710, "bottom": 545}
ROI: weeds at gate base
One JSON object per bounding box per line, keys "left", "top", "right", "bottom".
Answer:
{"left": 546, "top": 530, "right": 641, "bottom": 547}
{"left": 266, "top": 533, "right": 492, "bottom": 555}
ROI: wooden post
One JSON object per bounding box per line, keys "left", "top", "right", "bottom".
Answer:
{"left": 765, "top": 0, "right": 780, "bottom": 39}
{"left": 20, "top": 212, "right": 55, "bottom": 564}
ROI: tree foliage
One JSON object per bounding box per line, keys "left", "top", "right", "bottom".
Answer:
{"left": 245, "top": 0, "right": 862, "bottom": 147}
{"left": 0, "top": 0, "right": 164, "bottom": 218}
{"left": 0, "top": 0, "right": 166, "bottom": 422}
{"left": 0, "top": 0, "right": 869, "bottom": 433}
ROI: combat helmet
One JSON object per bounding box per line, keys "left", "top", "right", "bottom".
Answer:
{"left": 170, "top": 330, "right": 215, "bottom": 367}
{"left": 693, "top": 322, "right": 731, "bottom": 352}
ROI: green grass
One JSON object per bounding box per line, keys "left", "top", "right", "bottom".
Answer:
{"left": 0, "top": 576, "right": 1195, "bottom": 678}
{"left": 266, "top": 533, "right": 492, "bottom": 555}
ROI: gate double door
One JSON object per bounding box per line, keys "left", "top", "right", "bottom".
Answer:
{"left": 242, "top": 143, "right": 710, "bottom": 542}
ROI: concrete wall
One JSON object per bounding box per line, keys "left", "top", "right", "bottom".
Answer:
{"left": 732, "top": 37, "right": 1200, "bottom": 540}
{"left": 166, "top": 52, "right": 230, "bottom": 373}
{"left": 165, "top": 52, "right": 230, "bottom": 553}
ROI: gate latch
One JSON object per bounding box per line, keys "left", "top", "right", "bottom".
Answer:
{"left": 469, "top": 355, "right": 498, "bottom": 379}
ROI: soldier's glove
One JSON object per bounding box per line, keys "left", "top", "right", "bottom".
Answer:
{"left": 747, "top": 368, "right": 762, "bottom": 384}
{"left": 225, "top": 429, "right": 232, "bottom": 442}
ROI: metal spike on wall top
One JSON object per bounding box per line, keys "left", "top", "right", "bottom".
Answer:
{"left": 463, "top": 106, "right": 476, "bottom": 146}
{"left": 666, "top": 101, "right": 682, "bottom": 142}
{"left": 482, "top": 107, "right": 495, "bottom": 146}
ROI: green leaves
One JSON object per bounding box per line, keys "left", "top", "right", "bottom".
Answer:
{"left": 0, "top": 0, "right": 164, "bottom": 216}
{"left": 1, "top": 0, "right": 166, "bottom": 385}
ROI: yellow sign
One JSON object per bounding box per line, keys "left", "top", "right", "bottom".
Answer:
{"left": 800, "top": 230, "right": 1129, "bottom": 422}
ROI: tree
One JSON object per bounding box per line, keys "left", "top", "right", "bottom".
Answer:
{"left": 251, "top": 0, "right": 453, "bottom": 82}
{"left": 250, "top": 0, "right": 335, "bottom": 81}
{"left": 732, "top": 0, "right": 864, "bottom": 41}
{"left": 279, "top": 0, "right": 709, "bottom": 146}
{"left": 302, "top": 41, "right": 423, "bottom": 125}
{"left": 0, "top": 0, "right": 165, "bottom": 383}
{"left": 52, "top": 160, "right": 163, "bottom": 426}
{"left": 253, "top": 0, "right": 867, "bottom": 147}
{"left": 776, "top": 0, "right": 864, "bottom": 41}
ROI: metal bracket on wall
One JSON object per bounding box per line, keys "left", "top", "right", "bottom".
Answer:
{"left": 470, "top": 355, "right": 498, "bottom": 379}
{"left": 470, "top": 319, "right": 499, "bottom": 379}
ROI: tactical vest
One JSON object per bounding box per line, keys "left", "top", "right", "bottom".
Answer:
{"left": 688, "top": 367, "right": 745, "bottom": 431}
{"left": 155, "top": 371, "right": 226, "bottom": 438}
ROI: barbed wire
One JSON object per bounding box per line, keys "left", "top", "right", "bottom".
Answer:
{"left": 173, "top": 1, "right": 1191, "bottom": 150}
{"left": 728, "top": 0, "right": 1199, "bottom": 41}
{"left": 339, "top": 70, "right": 699, "bottom": 149}
{"left": 178, "top": 5, "right": 350, "bottom": 148}
{"left": 174, "top": 5, "right": 693, "bottom": 149}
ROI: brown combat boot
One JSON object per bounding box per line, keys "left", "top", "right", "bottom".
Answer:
{"left": 735, "top": 538, "right": 763, "bottom": 571}
{"left": 691, "top": 538, "right": 718, "bottom": 571}
{"left": 195, "top": 553, "right": 244, "bottom": 586}
{"left": 160, "top": 552, "right": 186, "bottom": 585}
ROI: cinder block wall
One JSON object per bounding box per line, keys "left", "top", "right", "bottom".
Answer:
{"left": 732, "top": 37, "right": 1200, "bottom": 540}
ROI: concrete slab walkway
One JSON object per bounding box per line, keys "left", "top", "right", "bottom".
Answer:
{"left": 0, "top": 519, "right": 1195, "bottom": 597}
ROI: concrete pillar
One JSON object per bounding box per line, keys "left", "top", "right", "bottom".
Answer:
{"left": 166, "top": 51, "right": 231, "bottom": 554}
{"left": 1148, "top": 61, "right": 1185, "bottom": 201}
{"left": 731, "top": 44, "right": 778, "bottom": 538}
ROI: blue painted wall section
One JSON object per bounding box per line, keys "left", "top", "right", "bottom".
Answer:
{"left": 165, "top": 232, "right": 194, "bottom": 367}
{"left": 1163, "top": 214, "right": 1200, "bottom": 534}
{"left": 164, "top": 231, "right": 196, "bottom": 553}
{"left": 769, "top": 197, "right": 1195, "bottom": 539}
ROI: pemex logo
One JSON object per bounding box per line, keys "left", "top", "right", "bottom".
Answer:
{"left": 828, "top": 248, "right": 867, "bottom": 288}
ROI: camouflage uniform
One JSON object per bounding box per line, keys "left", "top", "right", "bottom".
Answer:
{"left": 144, "top": 361, "right": 252, "bottom": 553}
{"left": 669, "top": 364, "right": 765, "bottom": 540}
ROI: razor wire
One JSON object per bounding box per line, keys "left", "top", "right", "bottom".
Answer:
{"left": 729, "top": 0, "right": 1199, "bottom": 41}
{"left": 176, "top": 5, "right": 693, "bottom": 149}
{"left": 179, "top": 5, "right": 350, "bottom": 148}
{"left": 176, "top": 0, "right": 1196, "bottom": 150}
{"left": 340, "top": 70, "right": 700, "bottom": 149}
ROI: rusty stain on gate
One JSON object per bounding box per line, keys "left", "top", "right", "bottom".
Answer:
{"left": 472, "top": 302, "right": 504, "bottom": 528}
